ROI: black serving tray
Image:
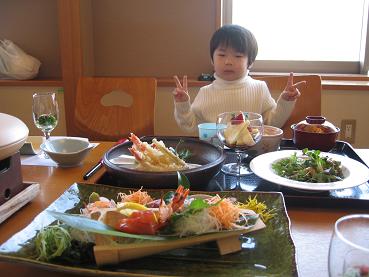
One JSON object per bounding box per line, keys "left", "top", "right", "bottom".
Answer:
{"left": 97, "top": 139, "right": 369, "bottom": 210}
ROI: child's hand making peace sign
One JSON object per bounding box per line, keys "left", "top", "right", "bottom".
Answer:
{"left": 281, "top": 72, "right": 307, "bottom": 101}
{"left": 173, "top": 75, "right": 190, "bottom": 102}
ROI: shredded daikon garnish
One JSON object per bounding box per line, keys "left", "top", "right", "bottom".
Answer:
{"left": 173, "top": 209, "right": 221, "bottom": 237}
{"left": 207, "top": 195, "right": 240, "bottom": 229}
{"left": 118, "top": 187, "right": 153, "bottom": 205}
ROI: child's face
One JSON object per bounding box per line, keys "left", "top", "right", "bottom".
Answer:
{"left": 212, "top": 46, "right": 249, "bottom": 81}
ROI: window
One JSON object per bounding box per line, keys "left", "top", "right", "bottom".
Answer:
{"left": 223, "top": 0, "right": 369, "bottom": 74}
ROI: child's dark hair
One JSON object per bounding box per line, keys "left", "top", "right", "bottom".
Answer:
{"left": 210, "top": 25, "right": 258, "bottom": 67}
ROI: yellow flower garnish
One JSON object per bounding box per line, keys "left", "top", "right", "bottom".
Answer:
{"left": 238, "top": 195, "right": 276, "bottom": 223}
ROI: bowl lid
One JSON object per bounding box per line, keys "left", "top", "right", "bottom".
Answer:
{"left": 0, "top": 113, "right": 29, "bottom": 149}
{"left": 293, "top": 116, "right": 339, "bottom": 134}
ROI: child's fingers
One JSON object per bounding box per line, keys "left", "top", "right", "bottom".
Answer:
{"left": 292, "top": 80, "right": 307, "bottom": 90}
{"left": 183, "top": 75, "right": 188, "bottom": 91}
{"left": 173, "top": 75, "right": 183, "bottom": 89}
{"left": 172, "top": 88, "right": 189, "bottom": 102}
{"left": 286, "top": 72, "right": 294, "bottom": 88}
{"left": 172, "top": 88, "right": 186, "bottom": 97}
{"left": 293, "top": 89, "right": 301, "bottom": 97}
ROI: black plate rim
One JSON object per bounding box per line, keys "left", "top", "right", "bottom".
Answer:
{"left": 103, "top": 136, "right": 225, "bottom": 175}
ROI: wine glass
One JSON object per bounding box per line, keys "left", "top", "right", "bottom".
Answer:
{"left": 328, "top": 214, "right": 369, "bottom": 277}
{"left": 32, "top": 92, "right": 59, "bottom": 156}
{"left": 217, "top": 111, "right": 263, "bottom": 176}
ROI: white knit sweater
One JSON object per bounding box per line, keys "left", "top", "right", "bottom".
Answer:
{"left": 174, "top": 74, "right": 296, "bottom": 133}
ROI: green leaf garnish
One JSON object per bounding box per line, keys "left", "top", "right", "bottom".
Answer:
{"left": 162, "top": 191, "right": 174, "bottom": 204}
{"left": 88, "top": 192, "right": 100, "bottom": 203}
{"left": 34, "top": 224, "right": 71, "bottom": 262}
{"left": 187, "top": 198, "right": 211, "bottom": 211}
{"left": 174, "top": 139, "right": 192, "bottom": 161}
{"left": 37, "top": 114, "right": 57, "bottom": 127}
{"left": 47, "top": 211, "right": 167, "bottom": 241}
{"left": 177, "top": 171, "right": 190, "bottom": 189}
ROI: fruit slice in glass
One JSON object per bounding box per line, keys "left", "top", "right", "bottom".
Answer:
{"left": 217, "top": 111, "right": 263, "bottom": 176}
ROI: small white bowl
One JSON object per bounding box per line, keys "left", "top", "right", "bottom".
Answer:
{"left": 40, "top": 137, "right": 93, "bottom": 167}
{"left": 249, "top": 125, "right": 283, "bottom": 155}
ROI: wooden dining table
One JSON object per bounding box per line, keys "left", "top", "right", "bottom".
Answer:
{"left": 0, "top": 141, "right": 368, "bottom": 277}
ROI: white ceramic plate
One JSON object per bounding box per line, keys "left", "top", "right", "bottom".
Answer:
{"left": 250, "top": 150, "right": 369, "bottom": 191}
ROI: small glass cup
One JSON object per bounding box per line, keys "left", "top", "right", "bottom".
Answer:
{"left": 328, "top": 214, "right": 369, "bottom": 277}
{"left": 32, "top": 92, "right": 59, "bottom": 158}
{"left": 198, "top": 122, "right": 225, "bottom": 147}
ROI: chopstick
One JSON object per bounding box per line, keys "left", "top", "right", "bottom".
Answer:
{"left": 83, "top": 161, "right": 104, "bottom": 180}
{"left": 83, "top": 138, "right": 127, "bottom": 180}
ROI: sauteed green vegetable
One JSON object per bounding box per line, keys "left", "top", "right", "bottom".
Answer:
{"left": 272, "top": 149, "right": 344, "bottom": 183}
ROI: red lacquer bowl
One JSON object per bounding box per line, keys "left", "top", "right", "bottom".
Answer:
{"left": 291, "top": 116, "right": 340, "bottom": 151}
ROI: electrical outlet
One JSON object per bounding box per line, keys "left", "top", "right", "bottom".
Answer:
{"left": 340, "top": 119, "right": 356, "bottom": 144}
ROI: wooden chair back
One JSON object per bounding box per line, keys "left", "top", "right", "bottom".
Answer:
{"left": 73, "top": 77, "right": 156, "bottom": 141}
{"left": 254, "top": 75, "right": 322, "bottom": 138}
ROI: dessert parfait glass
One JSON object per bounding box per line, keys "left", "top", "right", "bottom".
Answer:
{"left": 217, "top": 111, "right": 263, "bottom": 176}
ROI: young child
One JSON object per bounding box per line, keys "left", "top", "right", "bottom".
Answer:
{"left": 173, "top": 24, "right": 305, "bottom": 133}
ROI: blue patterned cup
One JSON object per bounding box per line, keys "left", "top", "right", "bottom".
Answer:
{"left": 198, "top": 123, "right": 225, "bottom": 146}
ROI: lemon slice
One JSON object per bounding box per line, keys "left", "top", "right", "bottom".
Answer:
{"left": 117, "top": 202, "right": 148, "bottom": 211}
{"left": 119, "top": 208, "right": 136, "bottom": 217}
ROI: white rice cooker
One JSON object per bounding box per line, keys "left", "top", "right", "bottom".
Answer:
{"left": 0, "top": 113, "right": 29, "bottom": 205}
{"left": 0, "top": 113, "right": 29, "bottom": 160}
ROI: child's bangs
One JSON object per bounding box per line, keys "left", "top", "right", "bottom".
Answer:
{"left": 220, "top": 35, "right": 247, "bottom": 54}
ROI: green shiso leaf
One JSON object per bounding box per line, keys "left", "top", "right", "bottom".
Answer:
{"left": 187, "top": 198, "right": 210, "bottom": 211}
{"left": 174, "top": 139, "right": 192, "bottom": 161}
{"left": 162, "top": 191, "right": 174, "bottom": 204}
{"left": 177, "top": 171, "right": 190, "bottom": 189}
{"left": 47, "top": 211, "right": 167, "bottom": 241}
{"left": 163, "top": 172, "right": 191, "bottom": 204}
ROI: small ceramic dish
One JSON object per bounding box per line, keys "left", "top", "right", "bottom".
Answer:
{"left": 248, "top": 125, "right": 283, "bottom": 155}
{"left": 40, "top": 137, "right": 93, "bottom": 167}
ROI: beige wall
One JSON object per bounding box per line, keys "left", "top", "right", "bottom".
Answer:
{"left": 321, "top": 89, "right": 369, "bottom": 147}
{"left": 0, "top": 87, "right": 67, "bottom": 137}
{"left": 0, "top": 0, "right": 61, "bottom": 78}
{"left": 1, "top": 86, "right": 368, "bottom": 148}
{"left": 80, "top": 0, "right": 216, "bottom": 77}
{"left": 0, "top": 0, "right": 216, "bottom": 79}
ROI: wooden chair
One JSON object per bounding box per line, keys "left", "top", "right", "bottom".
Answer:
{"left": 254, "top": 75, "right": 322, "bottom": 138}
{"left": 72, "top": 77, "right": 156, "bottom": 141}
